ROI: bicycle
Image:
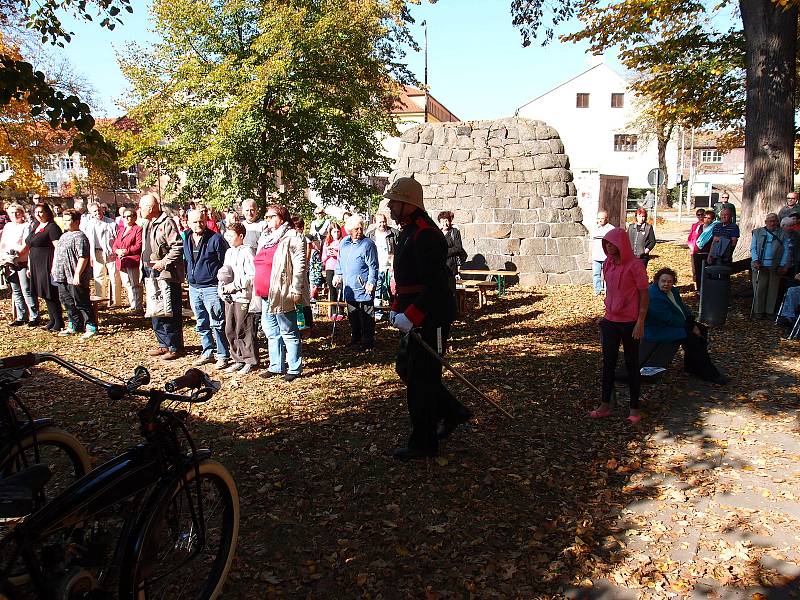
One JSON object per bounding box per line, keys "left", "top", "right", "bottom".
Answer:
{"left": 0, "top": 352, "right": 240, "bottom": 600}
{"left": 0, "top": 363, "right": 91, "bottom": 506}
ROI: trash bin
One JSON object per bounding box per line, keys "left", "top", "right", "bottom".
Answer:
{"left": 699, "top": 264, "right": 732, "bottom": 326}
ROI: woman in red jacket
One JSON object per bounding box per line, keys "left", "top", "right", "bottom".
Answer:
{"left": 112, "top": 207, "right": 143, "bottom": 312}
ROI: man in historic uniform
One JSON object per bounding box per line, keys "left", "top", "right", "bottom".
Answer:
{"left": 384, "top": 176, "right": 471, "bottom": 461}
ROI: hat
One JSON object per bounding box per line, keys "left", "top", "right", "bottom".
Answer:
{"left": 383, "top": 176, "right": 424, "bottom": 210}
{"left": 217, "top": 265, "right": 234, "bottom": 285}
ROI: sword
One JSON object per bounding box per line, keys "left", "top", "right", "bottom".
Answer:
{"left": 406, "top": 330, "right": 514, "bottom": 419}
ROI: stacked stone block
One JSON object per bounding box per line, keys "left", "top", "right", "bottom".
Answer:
{"left": 389, "top": 117, "right": 591, "bottom": 285}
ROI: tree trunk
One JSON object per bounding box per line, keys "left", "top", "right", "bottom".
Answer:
{"left": 736, "top": 0, "right": 797, "bottom": 259}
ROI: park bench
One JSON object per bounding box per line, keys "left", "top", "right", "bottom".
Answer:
{"left": 314, "top": 300, "right": 348, "bottom": 318}
{"left": 89, "top": 295, "right": 108, "bottom": 325}
{"left": 459, "top": 280, "right": 496, "bottom": 310}
{"left": 615, "top": 339, "right": 681, "bottom": 384}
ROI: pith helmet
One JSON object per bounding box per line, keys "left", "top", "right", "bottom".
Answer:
{"left": 383, "top": 176, "right": 424, "bottom": 211}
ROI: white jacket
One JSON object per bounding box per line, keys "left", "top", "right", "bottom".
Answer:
{"left": 221, "top": 244, "right": 256, "bottom": 307}
{"left": 260, "top": 229, "right": 308, "bottom": 314}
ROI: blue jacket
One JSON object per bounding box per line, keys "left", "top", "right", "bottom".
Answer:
{"left": 750, "top": 227, "right": 791, "bottom": 268}
{"left": 183, "top": 229, "right": 228, "bottom": 287}
{"left": 335, "top": 236, "right": 378, "bottom": 302}
{"left": 644, "top": 283, "right": 692, "bottom": 343}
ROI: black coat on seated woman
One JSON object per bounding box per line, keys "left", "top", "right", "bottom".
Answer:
{"left": 644, "top": 268, "right": 727, "bottom": 385}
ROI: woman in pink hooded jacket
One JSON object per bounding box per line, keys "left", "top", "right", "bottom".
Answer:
{"left": 590, "top": 227, "right": 649, "bottom": 423}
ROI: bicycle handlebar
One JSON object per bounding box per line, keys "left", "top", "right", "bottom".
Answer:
{"left": 165, "top": 368, "right": 206, "bottom": 393}
{"left": 0, "top": 353, "right": 217, "bottom": 404}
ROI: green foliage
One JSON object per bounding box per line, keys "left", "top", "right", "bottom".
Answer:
{"left": 0, "top": 0, "right": 132, "bottom": 153}
{"left": 512, "top": 0, "right": 746, "bottom": 131}
{"left": 0, "top": 54, "right": 96, "bottom": 132}
{"left": 119, "top": 0, "right": 412, "bottom": 213}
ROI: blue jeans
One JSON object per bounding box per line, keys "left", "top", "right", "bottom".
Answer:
{"left": 592, "top": 260, "right": 605, "bottom": 295}
{"left": 261, "top": 306, "right": 302, "bottom": 375}
{"left": 145, "top": 267, "right": 183, "bottom": 352}
{"left": 189, "top": 285, "right": 229, "bottom": 359}
{"left": 9, "top": 266, "right": 38, "bottom": 322}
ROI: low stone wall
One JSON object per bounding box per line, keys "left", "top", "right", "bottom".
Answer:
{"left": 389, "top": 117, "right": 591, "bottom": 285}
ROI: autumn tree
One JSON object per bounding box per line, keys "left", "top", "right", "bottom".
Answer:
{"left": 511, "top": 0, "right": 796, "bottom": 258}
{"left": 1, "top": 0, "right": 132, "bottom": 135}
{"left": 118, "top": 0, "right": 416, "bottom": 213}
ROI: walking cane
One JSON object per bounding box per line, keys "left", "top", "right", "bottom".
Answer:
{"left": 750, "top": 266, "right": 760, "bottom": 320}
{"left": 329, "top": 285, "right": 342, "bottom": 348}
{"left": 406, "top": 330, "right": 514, "bottom": 419}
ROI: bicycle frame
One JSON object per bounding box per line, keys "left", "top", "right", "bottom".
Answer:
{"left": 0, "top": 354, "right": 220, "bottom": 599}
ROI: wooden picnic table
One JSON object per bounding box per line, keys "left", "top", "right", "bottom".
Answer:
{"left": 457, "top": 269, "right": 519, "bottom": 296}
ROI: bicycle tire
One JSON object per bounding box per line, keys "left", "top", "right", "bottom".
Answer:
{"left": 2, "top": 426, "right": 91, "bottom": 502}
{"left": 123, "top": 459, "right": 239, "bottom": 600}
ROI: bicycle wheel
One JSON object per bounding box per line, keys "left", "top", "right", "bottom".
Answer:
{"left": 123, "top": 459, "right": 239, "bottom": 600}
{"left": 2, "top": 426, "right": 91, "bottom": 503}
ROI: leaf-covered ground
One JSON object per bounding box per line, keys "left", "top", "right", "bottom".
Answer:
{"left": 3, "top": 234, "right": 799, "bottom": 599}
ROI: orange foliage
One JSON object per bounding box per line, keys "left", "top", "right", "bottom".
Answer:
{"left": 0, "top": 32, "right": 73, "bottom": 196}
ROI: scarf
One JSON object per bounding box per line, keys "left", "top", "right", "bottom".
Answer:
{"left": 260, "top": 222, "right": 290, "bottom": 249}
{"left": 695, "top": 220, "right": 719, "bottom": 250}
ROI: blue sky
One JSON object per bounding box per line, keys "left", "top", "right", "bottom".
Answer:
{"left": 56, "top": 0, "right": 615, "bottom": 120}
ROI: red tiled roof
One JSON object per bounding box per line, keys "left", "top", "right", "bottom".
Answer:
{"left": 392, "top": 85, "right": 459, "bottom": 122}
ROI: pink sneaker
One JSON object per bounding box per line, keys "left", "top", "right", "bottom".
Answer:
{"left": 588, "top": 407, "right": 612, "bottom": 418}
{"left": 627, "top": 414, "right": 642, "bottom": 424}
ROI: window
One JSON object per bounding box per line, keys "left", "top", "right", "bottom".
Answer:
{"left": 613, "top": 134, "right": 638, "bottom": 152}
{"left": 46, "top": 181, "right": 58, "bottom": 195}
{"left": 59, "top": 156, "right": 74, "bottom": 170}
{"left": 45, "top": 155, "right": 58, "bottom": 170}
{"left": 118, "top": 165, "right": 139, "bottom": 191}
{"left": 700, "top": 149, "right": 723, "bottom": 163}
{"left": 576, "top": 93, "right": 589, "bottom": 108}
{"left": 0, "top": 157, "right": 9, "bottom": 173}
{"left": 611, "top": 93, "right": 624, "bottom": 108}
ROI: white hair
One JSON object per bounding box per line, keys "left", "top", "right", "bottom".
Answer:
{"left": 781, "top": 216, "right": 796, "bottom": 228}
{"left": 345, "top": 214, "right": 364, "bottom": 232}
{"left": 241, "top": 198, "right": 257, "bottom": 210}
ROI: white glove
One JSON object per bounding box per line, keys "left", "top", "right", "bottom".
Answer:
{"left": 392, "top": 312, "right": 413, "bottom": 333}
{"left": 332, "top": 275, "right": 342, "bottom": 287}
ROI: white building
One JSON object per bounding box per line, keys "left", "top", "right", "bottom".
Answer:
{"left": 515, "top": 63, "right": 679, "bottom": 224}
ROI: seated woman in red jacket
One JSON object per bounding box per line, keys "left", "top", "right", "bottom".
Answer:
{"left": 111, "top": 207, "right": 143, "bottom": 312}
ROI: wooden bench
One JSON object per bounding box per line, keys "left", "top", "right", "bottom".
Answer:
{"left": 460, "top": 280, "right": 496, "bottom": 309}
{"left": 89, "top": 296, "right": 108, "bottom": 325}
{"left": 313, "top": 300, "right": 348, "bottom": 318}
{"left": 615, "top": 340, "right": 681, "bottom": 383}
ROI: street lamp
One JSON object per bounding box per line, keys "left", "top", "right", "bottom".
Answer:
{"left": 422, "top": 20, "right": 428, "bottom": 123}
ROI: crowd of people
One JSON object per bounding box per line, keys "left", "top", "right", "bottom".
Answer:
{"left": 0, "top": 193, "right": 471, "bottom": 385}
{"left": 686, "top": 189, "right": 800, "bottom": 333}
{"left": 6, "top": 183, "right": 799, "bottom": 432}
{"left": 0, "top": 178, "right": 474, "bottom": 460}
